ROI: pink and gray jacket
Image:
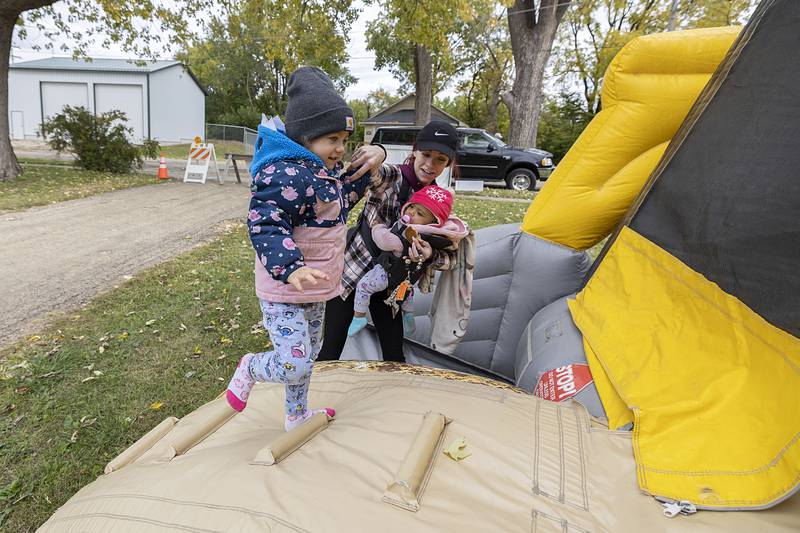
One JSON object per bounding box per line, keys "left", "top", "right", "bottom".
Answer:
{"left": 247, "top": 126, "right": 373, "bottom": 303}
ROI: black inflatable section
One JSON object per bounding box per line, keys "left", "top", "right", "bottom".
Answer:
{"left": 626, "top": 0, "right": 800, "bottom": 337}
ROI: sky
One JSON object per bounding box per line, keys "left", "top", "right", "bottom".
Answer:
{"left": 10, "top": 1, "right": 404, "bottom": 101}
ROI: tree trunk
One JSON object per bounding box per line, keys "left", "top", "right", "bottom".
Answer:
{"left": 0, "top": 11, "right": 22, "bottom": 181}
{"left": 486, "top": 87, "right": 501, "bottom": 133}
{"left": 413, "top": 44, "right": 432, "bottom": 126}
{"left": 505, "top": 0, "right": 571, "bottom": 148}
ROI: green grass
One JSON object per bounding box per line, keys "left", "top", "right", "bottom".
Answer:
{"left": 0, "top": 223, "right": 262, "bottom": 530}
{"left": 155, "top": 141, "right": 248, "bottom": 160}
{"left": 457, "top": 187, "right": 536, "bottom": 200}
{"left": 0, "top": 164, "right": 163, "bottom": 213}
{"left": 15, "top": 157, "right": 74, "bottom": 166}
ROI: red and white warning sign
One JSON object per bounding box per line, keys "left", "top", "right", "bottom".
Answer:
{"left": 534, "top": 364, "right": 594, "bottom": 403}
{"left": 183, "top": 141, "right": 221, "bottom": 184}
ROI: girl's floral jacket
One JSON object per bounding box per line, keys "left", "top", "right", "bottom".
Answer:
{"left": 247, "top": 125, "right": 374, "bottom": 303}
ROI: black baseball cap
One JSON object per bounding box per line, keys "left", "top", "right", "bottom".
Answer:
{"left": 415, "top": 120, "right": 459, "bottom": 161}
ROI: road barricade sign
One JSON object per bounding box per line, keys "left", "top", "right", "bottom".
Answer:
{"left": 183, "top": 143, "right": 221, "bottom": 184}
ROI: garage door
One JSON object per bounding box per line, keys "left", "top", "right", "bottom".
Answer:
{"left": 41, "top": 82, "right": 89, "bottom": 121}
{"left": 94, "top": 84, "right": 144, "bottom": 142}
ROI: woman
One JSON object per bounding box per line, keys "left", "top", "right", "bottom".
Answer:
{"left": 318, "top": 120, "right": 460, "bottom": 362}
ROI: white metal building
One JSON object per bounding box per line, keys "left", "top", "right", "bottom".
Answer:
{"left": 8, "top": 58, "right": 206, "bottom": 144}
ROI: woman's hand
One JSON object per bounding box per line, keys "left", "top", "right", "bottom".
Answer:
{"left": 408, "top": 237, "right": 433, "bottom": 262}
{"left": 286, "top": 266, "right": 329, "bottom": 292}
{"left": 347, "top": 145, "right": 386, "bottom": 183}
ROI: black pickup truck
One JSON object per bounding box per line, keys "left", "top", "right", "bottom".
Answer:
{"left": 372, "top": 126, "right": 555, "bottom": 191}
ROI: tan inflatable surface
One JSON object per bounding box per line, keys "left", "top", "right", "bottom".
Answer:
{"left": 39, "top": 362, "right": 799, "bottom": 532}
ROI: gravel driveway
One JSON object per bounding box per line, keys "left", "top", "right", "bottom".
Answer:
{"left": 0, "top": 181, "right": 250, "bottom": 349}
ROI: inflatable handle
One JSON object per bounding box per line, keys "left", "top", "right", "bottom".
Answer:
{"left": 104, "top": 417, "right": 178, "bottom": 474}
{"left": 251, "top": 411, "right": 331, "bottom": 466}
{"left": 382, "top": 411, "right": 450, "bottom": 512}
{"left": 137, "top": 399, "right": 237, "bottom": 464}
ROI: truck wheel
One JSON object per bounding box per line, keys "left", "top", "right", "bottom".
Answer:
{"left": 506, "top": 168, "right": 536, "bottom": 191}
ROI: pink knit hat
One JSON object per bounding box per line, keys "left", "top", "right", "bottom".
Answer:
{"left": 402, "top": 185, "right": 453, "bottom": 225}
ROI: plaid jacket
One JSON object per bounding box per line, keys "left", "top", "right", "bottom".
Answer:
{"left": 340, "top": 164, "right": 455, "bottom": 298}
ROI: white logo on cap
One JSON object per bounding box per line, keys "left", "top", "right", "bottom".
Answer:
{"left": 434, "top": 130, "right": 449, "bottom": 137}
{"left": 345, "top": 116, "right": 354, "bottom": 131}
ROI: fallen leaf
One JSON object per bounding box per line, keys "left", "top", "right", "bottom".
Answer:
{"left": 116, "top": 331, "right": 129, "bottom": 340}
{"left": 145, "top": 319, "right": 156, "bottom": 326}
{"left": 98, "top": 346, "right": 105, "bottom": 353}
{"left": 92, "top": 370, "right": 103, "bottom": 376}
{"left": 149, "top": 401, "right": 164, "bottom": 410}
{"left": 28, "top": 335, "right": 41, "bottom": 342}
{"left": 443, "top": 436, "right": 471, "bottom": 461}
{"left": 193, "top": 345, "right": 202, "bottom": 355}
{"left": 83, "top": 363, "right": 95, "bottom": 371}
{"left": 220, "top": 336, "right": 233, "bottom": 345}
{"left": 179, "top": 323, "right": 187, "bottom": 331}
{"left": 70, "top": 430, "right": 79, "bottom": 443}
{"left": 184, "top": 370, "right": 196, "bottom": 379}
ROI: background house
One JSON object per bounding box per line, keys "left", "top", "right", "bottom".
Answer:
{"left": 362, "top": 94, "right": 466, "bottom": 143}
{"left": 8, "top": 58, "right": 207, "bottom": 144}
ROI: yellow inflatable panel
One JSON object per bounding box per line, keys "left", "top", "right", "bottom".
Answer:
{"left": 578, "top": 335, "right": 634, "bottom": 431}
{"left": 523, "top": 27, "right": 740, "bottom": 250}
{"left": 569, "top": 227, "right": 800, "bottom": 509}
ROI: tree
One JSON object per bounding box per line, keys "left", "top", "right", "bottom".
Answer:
{"left": 366, "top": 0, "right": 475, "bottom": 125}
{"left": 536, "top": 92, "right": 591, "bottom": 162}
{"left": 1, "top": 0, "right": 204, "bottom": 181}
{"left": 179, "top": 0, "right": 357, "bottom": 128}
{"left": 450, "top": 1, "right": 513, "bottom": 133}
{"left": 503, "top": 0, "right": 573, "bottom": 148}
{"left": 554, "top": 0, "right": 757, "bottom": 115}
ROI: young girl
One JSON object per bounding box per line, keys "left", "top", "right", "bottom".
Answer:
{"left": 318, "top": 120, "right": 463, "bottom": 362}
{"left": 225, "top": 66, "right": 386, "bottom": 431}
{"left": 347, "top": 184, "right": 468, "bottom": 336}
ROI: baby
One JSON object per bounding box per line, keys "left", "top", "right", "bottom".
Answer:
{"left": 348, "top": 184, "right": 467, "bottom": 336}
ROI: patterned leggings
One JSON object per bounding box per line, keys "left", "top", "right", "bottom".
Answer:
{"left": 248, "top": 300, "right": 324, "bottom": 417}
{"left": 354, "top": 264, "right": 413, "bottom": 314}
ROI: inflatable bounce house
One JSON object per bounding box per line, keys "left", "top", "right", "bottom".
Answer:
{"left": 39, "top": 0, "right": 798, "bottom": 530}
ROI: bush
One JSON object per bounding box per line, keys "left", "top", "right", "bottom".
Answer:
{"left": 40, "top": 106, "right": 144, "bottom": 173}
{"left": 139, "top": 138, "right": 161, "bottom": 160}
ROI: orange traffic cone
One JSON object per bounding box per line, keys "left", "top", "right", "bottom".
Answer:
{"left": 157, "top": 154, "right": 169, "bottom": 180}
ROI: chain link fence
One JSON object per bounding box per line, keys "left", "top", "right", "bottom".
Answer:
{"left": 205, "top": 123, "right": 361, "bottom": 158}
{"left": 205, "top": 123, "right": 258, "bottom": 154}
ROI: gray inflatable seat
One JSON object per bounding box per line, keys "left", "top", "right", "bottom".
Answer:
{"left": 343, "top": 224, "right": 592, "bottom": 383}
{"left": 515, "top": 295, "right": 608, "bottom": 422}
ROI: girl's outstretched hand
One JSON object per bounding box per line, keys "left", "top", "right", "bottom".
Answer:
{"left": 409, "top": 237, "right": 433, "bottom": 262}
{"left": 347, "top": 144, "right": 386, "bottom": 183}
{"left": 286, "top": 266, "right": 330, "bottom": 292}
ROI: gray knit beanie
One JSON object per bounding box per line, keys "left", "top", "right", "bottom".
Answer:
{"left": 285, "top": 66, "right": 355, "bottom": 144}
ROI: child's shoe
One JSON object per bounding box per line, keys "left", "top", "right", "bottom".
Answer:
{"left": 285, "top": 408, "right": 336, "bottom": 431}
{"left": 402, "top": 311, "right": 416, "bottom": 336}
{"left": 348, "top": 316, "right": 368, "bottom": 336}
{"left": 226, "top": 353, "right": 255, "bottom": 412}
